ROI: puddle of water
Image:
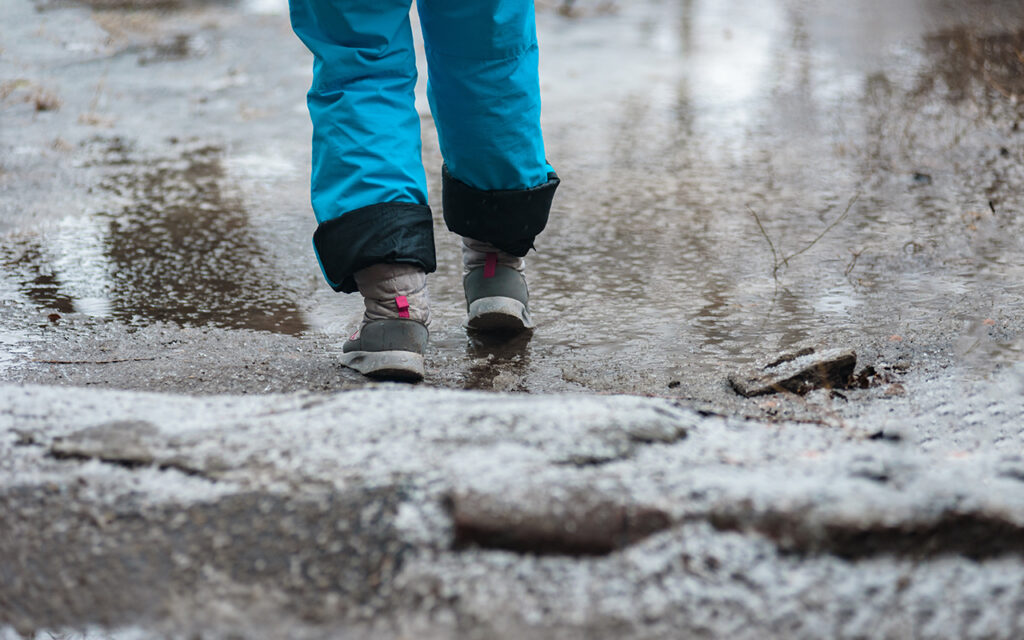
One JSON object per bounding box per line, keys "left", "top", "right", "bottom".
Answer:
{"left": 240, "top": 0, "right": 285, "bottom": 16}
{"left": 4, "top": 0, "right": 1023, "bottom": 394}
{"left": 224, "top": 151, "right": 298, "bottom": 181}
{"left": 430, "top": 0, "right": 1024, "bottom": 389}
{"left": 3, "top": 140, "right": 308, "bottom": 336}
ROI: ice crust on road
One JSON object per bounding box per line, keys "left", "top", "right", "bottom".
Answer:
{"left": 3, "top": 381, "right": 1024, "bottom": 638}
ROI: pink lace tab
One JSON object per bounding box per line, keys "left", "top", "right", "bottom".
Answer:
{"left": 395, "top": 295, "right": 410, "bottom": 319}
{"left": 484, "top": 252, "right": 498, "bottom": 278}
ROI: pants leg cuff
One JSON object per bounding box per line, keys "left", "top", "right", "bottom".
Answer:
{"left": 441, "top": 164, "right": 560, "bottom": 257}
{"left": 312, "top": 202, "right": 436, "bottom": 293}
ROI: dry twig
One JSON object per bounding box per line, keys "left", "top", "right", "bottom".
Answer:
{"left": 749, "top": 193, "right": 861, "bottom": 279}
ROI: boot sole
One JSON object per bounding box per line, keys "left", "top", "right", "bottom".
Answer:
{"left": 466, "top": 297, "right": 534, "bottom": 333}
{"left": 340, "top": 350, "right": 425, "bottom": 382}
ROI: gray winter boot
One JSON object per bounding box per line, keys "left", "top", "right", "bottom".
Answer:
{"left": 341, "top": 263, "right": 430, "bottom": 382}
{"left": 462, "top": 237, "right": 533, "bottom": 333}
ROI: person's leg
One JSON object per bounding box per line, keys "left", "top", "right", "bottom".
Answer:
{"left": 289, "top": 0, "right": 435, "bottom": 294}
{"left": 417, "top": 0, "right": 558, "bottom": 332}
{"left": 290, "top": 0, "right": 433, "bottom": 379}
{"left": 416, "top": 0, "right": 559, "bottom": 258}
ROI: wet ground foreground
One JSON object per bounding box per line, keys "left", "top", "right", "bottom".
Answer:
{"left": 2, "top": 0, "right": 1024, "bottom": 637}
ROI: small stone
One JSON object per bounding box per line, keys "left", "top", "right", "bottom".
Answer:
{"left": 729, "top": 347, "right": 857, "bottom": 397}
{"left": 50, "top": 420, "right": 159, "bottom": 466}
{"left": 452, "top": 488, "right": 671, "bottom": 555}
{"left": 884, "top": 383, "right": 906, "bottom": 397}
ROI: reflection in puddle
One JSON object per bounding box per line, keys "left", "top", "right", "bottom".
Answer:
{"left": 4, "top": 141, "right": 307, "bottom": 335}
{"left": 920, "top": 27, "right": 1024, "bottom": 105}
{"left": 240, "top": 0, "right": 286, "bottom": 16}
{"left": 18, "top": 265, "right": 76, "bottom": 314}
{"left": 475, "top": 0, "right": 1024, "bottom": 386}
{"left": 462, "top": 332, "right": 533, "bottom": 391}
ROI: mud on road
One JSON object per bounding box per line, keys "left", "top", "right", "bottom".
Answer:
{"left": 2, "top": 0, "right": 1024, "bottom": 637}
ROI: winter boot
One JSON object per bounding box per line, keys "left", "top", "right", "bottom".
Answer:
{"left": 462, "top": 237, "right": 533, "bottom": 333}
{"left": 341, "top": 263, "right": 430, "bottom": 381}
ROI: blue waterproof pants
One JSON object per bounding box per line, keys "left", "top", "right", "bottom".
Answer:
{"left": 289, "top": 0, "right": 560, "bottom": 292}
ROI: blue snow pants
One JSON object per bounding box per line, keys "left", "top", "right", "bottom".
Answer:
{"left": 289, "top": 0, "right": 560, "bottom": 292}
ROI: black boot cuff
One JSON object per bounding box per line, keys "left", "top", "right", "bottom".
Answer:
{"left": 312, "top": 202, "right": 436, "bottom": 293}
{"left": 441, "top": 164, "right": 559, "bottom": 257}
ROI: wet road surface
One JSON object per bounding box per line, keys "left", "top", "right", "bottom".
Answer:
{"left": 2, "top": 0, "right": 1022, "bottom": 409}
{"left": 2, "top": 0, "right": 1024, "bottom": 637}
